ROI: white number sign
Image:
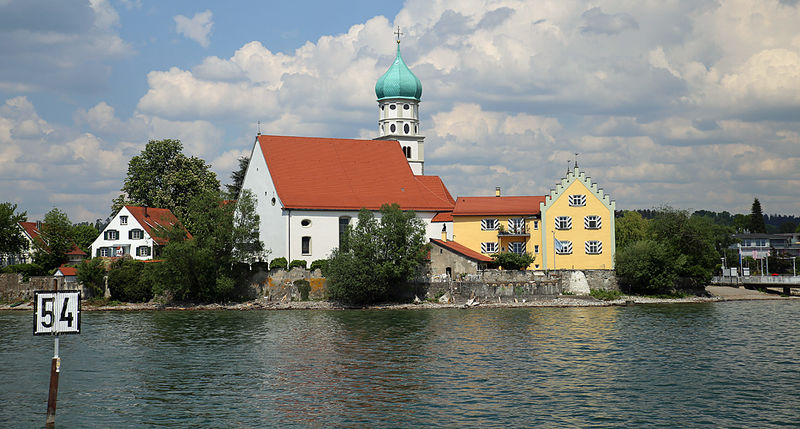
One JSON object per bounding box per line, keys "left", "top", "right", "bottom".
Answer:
{"left": 33, "top": 291, "right": 81, "bottom": 335}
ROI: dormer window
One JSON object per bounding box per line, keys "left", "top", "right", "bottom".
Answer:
{"left": 120, "top": 215, "right": 128, "bottom": 225}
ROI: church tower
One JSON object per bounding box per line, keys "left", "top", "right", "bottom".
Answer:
{"left": 375, "top": 29, "right": 425, "bottom": 175}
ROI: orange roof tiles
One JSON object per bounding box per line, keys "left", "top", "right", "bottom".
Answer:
{"left": 19, "top": 222, "right": 85, "bottom": 255}
{"left": 431, "top": 239, "right": 494, "bottom": 262}
{"left": 452, "top": 196, "right": 546, "bottom": 216}
{"left": 56, "top": 266, "right": 78, "bottom": 276}
{"left": 257, "top": 135, "right": 454, "bottom": 211}
{"left": 431, "top": 212, "right": 453, "bottom": 222}
{"left": 125, "top": 206, "right": 190, "bottom": 245}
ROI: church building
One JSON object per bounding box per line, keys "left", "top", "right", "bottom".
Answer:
{"left": 238, "top": 36, "right": 455, "bottom": 264}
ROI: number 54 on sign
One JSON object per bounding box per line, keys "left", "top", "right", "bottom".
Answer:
{"left": 33, "top": 291, "right": 81, "bottom": 335}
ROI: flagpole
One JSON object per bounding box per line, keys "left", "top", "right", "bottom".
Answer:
{"left": 553, "top": 231, "right": 556, "bottom": 271}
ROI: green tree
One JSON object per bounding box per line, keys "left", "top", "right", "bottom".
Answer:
{"left": 649, "top": 207, "right": 717, "bottom": 283}
{"left": 77, "top": 258, "right": 106, "bottom": 298}
{"left": 34, "top": 208, "right": 74, "bottom": 271}
{"left": 326, "top": 204, "right": 429, "bottom": 305}
{"left": 616, "top": 240, "right": 685, "bottom": 294}
{"left": 107, "top": 257, "right": 154, "bottom": 302}
{"left": 72, "top": 223, "right": 99, "bottom": 255}
{"left": 114, "top": 139, "right": 220, "bottom": 221}
{"left": 0, "top": 202, "right": 27, "bottom": 256}
{"left": 491, "top": 252, "right": 535, "bottom": 270}
{"left": 232, "top": 189, "right": 267, "bottom": 263}
{"left": 225, "top": 155, "right": 250, "bottom": 199}
{"left": 748, "top": 198, "right": 767, "bottom": 233}
{"left": 615, "top": 210, "right": 650, "bottom": 250}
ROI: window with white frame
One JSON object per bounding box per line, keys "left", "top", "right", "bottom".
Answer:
{"left": 555, "top": 240, "right": 573, "bottom": 254}
{"left": 508, "top": 242, "right": 526, "bottom": 254}
{"left": 136, "top": 246, "right": 151, "bottom": 257}
{"left": 481, "top": 242, "right": 498, "bottom": 254}
{"left": 129, "top": 229, "right": 144, "bottom": 240}
{"left": 481, "top": 218, "right": 499, "bottom": 231}
{"left": 301, "top": 236, "right": 311, "bottom": 255}
{"left": 584, "top": 215, "right": 602, "bottom": 229}
{"left": 585, "top": 240, "right": 603, "bottom": 254}
{"left": 104, "top": 230, "right": 119, "bottom": 240}
{"left": 554, "top": 216, "right": 572, "bottom": 230}
{"left": 100, "top": 247, "right": 110, "bottom": 257}
{"left": 120, "top": 215, "right": 128, "bottom": 225}
{"left": 568, "top": 195, "right": 586, "bottom": 206}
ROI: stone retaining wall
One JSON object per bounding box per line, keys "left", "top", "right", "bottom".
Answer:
{"left": 245, "top": 267, "right": 327, "bottom": 302}
{"left": 0, "top": 274, "right": 57, "bottom": 301}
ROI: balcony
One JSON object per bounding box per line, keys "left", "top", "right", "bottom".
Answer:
{"left": 497, "top": 225, "right": 530, "bottom": 237}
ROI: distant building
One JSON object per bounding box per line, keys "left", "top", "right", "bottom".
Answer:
{"left": 0, "top": 221, "right": 86, "bottom": 267}
{"left": 732, "top": 233, "right": 800, "bottom": 258}
{"left": 90, "top": 206, "right": 188, "bottom": 260}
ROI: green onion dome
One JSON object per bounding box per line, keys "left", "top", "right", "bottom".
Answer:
{"left": 375, "top": 43, "right": 422, "bottom": 101}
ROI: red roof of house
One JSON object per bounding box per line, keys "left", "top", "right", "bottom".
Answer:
{"left": 19, "top": 222, "right": 86, "bottom": 255}
{"left": 125, "top": 206, "right": 190, "bottom": 245}
{"left": 452, "top": 196, "right": 546, "bottom": 216}
{"left": 257, "top": 135, "right": 455, "bottom": 211}
{"left": 430, "top": 238, "right": 494, "bottom": 262}
{"left": 56, "top": 266, "right": 78, "bottom": 276}
{"left": 431, "top": 212, "right": 453, "bottom": 222}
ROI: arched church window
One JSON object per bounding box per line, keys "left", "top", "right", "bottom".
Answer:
{"left": 404, "top": 124, "right": 410, "bottom": 134}
{"left": 403, "top": 146, "right": 411, "bottom": 158}
{"left": 390, "top": 124, "right": 396, "bottom": 133}
{"left": 415, "top": 125, "right": 418, "bottom": 133}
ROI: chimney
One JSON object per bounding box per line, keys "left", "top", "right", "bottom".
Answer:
{"left": 36, "top": 220, "right": 42, "bottom": 230}
{"left": 495, "top": 186, "right": 501, "bottom": 197}
{"left": 144, "top": 206, "right": 148, "bottom": 217}
{"left": 441, "top": 224, "right": 447, "bottom": 241}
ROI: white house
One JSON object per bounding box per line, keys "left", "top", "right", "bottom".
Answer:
{"left": 90, "top": 206, "right": 187, "bottom": 260}
{"left": 1, "top": 221, "right": 86, "bottom": 267}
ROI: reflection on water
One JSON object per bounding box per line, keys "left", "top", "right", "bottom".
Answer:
{"left": 1, "top": 301, "right": 798, "bottom": 428}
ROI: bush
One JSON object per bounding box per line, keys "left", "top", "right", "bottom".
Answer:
{"left": 107, "top": 257, "right": 154, "bottom": 302}
{"left": 269, "top": 257, "right": 288, "bottom": 270}
{"left": 616, "top": 240, "right": 685, "bottom": 294}
{"left": 309, "top": 259, "right": 328, "bottom": 274}
{"left": 77, "top": 258, "right": 106, "bottom": 298}
{"left": 294, "top": 279, "right": 311, "bottom": 300}
{"left": 589, "top": 289, "right": 623, "bottom": 301}
{"left": 288, "top": 259, "right": 307, "bottom": 270}
{"left": 1, "top": 263, "right": 47, "bottom": 280}
{"left": 491, "top": 252, "right": 535, "bottom": 270}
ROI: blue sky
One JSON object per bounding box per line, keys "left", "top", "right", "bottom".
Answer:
{"left": 2, "top": 0, "right": 799, "bottom": 222}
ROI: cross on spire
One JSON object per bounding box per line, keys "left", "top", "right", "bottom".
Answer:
{"left": 395, "top": 26, "right": 403, "bottom": 44}
{"left": 574, "top": 152, "right": 579, "bottom": 169}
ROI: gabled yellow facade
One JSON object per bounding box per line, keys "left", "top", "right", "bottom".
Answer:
{"left": 449, "top": 167, "right": 615, "bottom": 271}
{"left": 540, "top": 167, "right": 615, "bottom": 270}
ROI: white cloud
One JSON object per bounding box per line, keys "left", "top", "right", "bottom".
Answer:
{"left": 174, "top": 10, "right": 214, "bottom": 48}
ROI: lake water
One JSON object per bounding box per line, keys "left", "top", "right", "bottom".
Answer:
{"left": 1, "top": 301, "right": 798, "bottom": 428}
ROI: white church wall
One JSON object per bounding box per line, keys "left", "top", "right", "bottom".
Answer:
{"left": 240, "top": 140, "right": 286, "bottom": 261}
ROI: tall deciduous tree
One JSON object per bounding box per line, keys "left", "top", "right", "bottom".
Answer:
{"left": 72, "top": 223, "right": 99, "bottom": 254}
{"left": 226, "top": 155, "right": 250, "bottom": 199}
{"left": 615, "top": 210, "right": 649, "bottom": 250}
{"left": 34, "top": 208, "right": 74, "bottom": 271}
{"left": 232, "top": 189, "right": 267, "bottom": 263}
{"left": 114, "top": 139, "right": 220, "bottom": 222}
{"left": 748, "top": 198, "right": 767, "bottom": 233}
{"left": 0, "top": 202, "right": 27, "bottom": 256}
{"left": 326, "top": 204, "right": 429, "bottom": 305}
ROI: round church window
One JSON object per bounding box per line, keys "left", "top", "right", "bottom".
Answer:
{"left": 390, "top": 124, "right": 396, "bottom": 133}
{"left": 390, "top": 104, "right": 396, "bottom": 110}
{"left": 404, "top": 124, "right": 410, "bottom": 134}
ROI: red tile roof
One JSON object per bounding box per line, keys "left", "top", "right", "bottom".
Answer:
{"left": 67, "top": 245, "right": 87, "bottom": 256}
{"left": 56, "top": 266, "right": 78, "bottom": 276}
{"left": 125, "top": 206, "right": 190, "bottom": 245}
{"left": 452, "top": 196, "right": 546, "bottom": 216}
{"left": 257, "top": 135, "right": 455, "bottom": 211}
{"left": 431, "top": 239, "right": 494, "bottom": 262}
{"left": 18, "top": 222, "right": 85, "bottom": 255}
{"left": 431, "top": 212, "right": 453, "bottom": 222}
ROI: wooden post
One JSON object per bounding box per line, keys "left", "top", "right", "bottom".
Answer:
{"left": 45, "top": 277, "right": 59, "bottom": 427}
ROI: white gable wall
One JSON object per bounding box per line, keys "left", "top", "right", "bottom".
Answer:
{"left": 240, "top": 139, "right": 287, "bottom": 261}
{"left": 89, "top": 206, "right": 157, "bottom": 260}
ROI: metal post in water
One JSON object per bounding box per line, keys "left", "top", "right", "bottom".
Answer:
{"left": 45, "top": 277, "right": 59, "bottom": 428}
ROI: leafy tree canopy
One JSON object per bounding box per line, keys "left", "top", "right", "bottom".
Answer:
{"left": 34, "top": 208, "right": 74, "bottom": 271}
{"left": 326, "top": 204, "right": 429, "bottom": 305}
{"left": 226, "top": 155, "right": 250, "bottom": 199}
{"left": 491, "top": 252, "right": 535, "bottom": 270}
{"left": 72, "top": 223, "right": 99, "bottom": 255}
{"left": 0, "top": 202, "right": 27, "bottom": 255}
{"left": 615, "top": 210, "right": 649, "bottom": 250}
{"left": 114, "top": 139, "right": 220, "bottom": 222}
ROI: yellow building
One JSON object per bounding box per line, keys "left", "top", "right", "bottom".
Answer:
{"left": 540, "top": 167, "right": 615, "bottom": 270}
{"left": 450, "top": 167, "right": 615, "bottom": 271}
{"left": 451, "top": 191, "right": 545, "bottom": 270}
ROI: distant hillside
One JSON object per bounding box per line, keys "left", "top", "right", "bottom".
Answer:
{"left": 616, "top": 209, "right": 800, "bottom": 233}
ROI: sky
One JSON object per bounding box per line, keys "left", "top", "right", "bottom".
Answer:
{"left": 2, "top": 0, "right": 799, "bottom": 223}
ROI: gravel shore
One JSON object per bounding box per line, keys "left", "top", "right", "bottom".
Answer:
{"left": 4, "top": 285, "right": 794, "bottom": 312}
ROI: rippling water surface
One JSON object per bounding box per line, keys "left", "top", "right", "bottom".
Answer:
{"left": 1, "top": 301, "right": 798, "bottom": 427}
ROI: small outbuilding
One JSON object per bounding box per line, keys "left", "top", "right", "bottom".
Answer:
{"left": 429, "top": 238, "right": 493, "bottom": 278}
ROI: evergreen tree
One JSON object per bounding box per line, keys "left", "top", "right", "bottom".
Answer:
{"left": 225, "top": 156, "right": 250, "bottom": 199}
{"left": 748, "top": 198, "right": 767, "bottom": 233}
